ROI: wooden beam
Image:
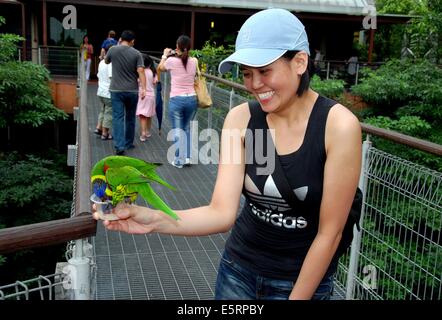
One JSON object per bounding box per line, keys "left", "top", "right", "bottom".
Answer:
{"left": 190, "top": 10, "right": 195, "bottom": 49}
{"left": 361, "top": 123, "right": 442, "bottom": 156}
{"left": 0, "top": 215, "right": 97, "bottom": 254}
{"left": 42, "top": 0, "right": 47, "bottom": 46}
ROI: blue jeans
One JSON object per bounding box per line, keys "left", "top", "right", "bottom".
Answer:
{"left": 215, "top": 251, "right": 334, "bottom": 300}
{"left": 168, "top": 95, "right": 197, "bottom": 165}
{"left": 111, "top": 91, "right": 138, "bottom": 152}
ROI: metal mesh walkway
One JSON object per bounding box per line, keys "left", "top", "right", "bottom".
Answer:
{"left": 87, "top": 83, "right": 230, "bottom": 300}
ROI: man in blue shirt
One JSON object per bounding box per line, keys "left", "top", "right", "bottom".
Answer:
{"left": 99, "top": 30, "right": 118, "bottom": 60}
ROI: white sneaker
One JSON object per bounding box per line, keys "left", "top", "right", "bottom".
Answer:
{"left": 185, "top": 158, "right": 191, "bottom": 166}
{"left": 170, "top": 160, "right": 183, "bottom": 169}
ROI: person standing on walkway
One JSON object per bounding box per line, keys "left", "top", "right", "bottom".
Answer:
{"left": 95, "top": 9, "right": 361, "bottom": 300}
{"left": 158, "top": 35, "right": 198, "bottom": 168}
{"left": 136, "top": 54, "right": 157, "bottom": 142}
{"left": 99, "top": 30, "right": 118, "bottom": 61}
{"left": 105, "top": 30, "right": 146, "bottom": 155}
{"left": 95, "top": 44, "right": 113, "bottom": 140}
{"left": 80, "top": 35, "right": 93, "bottom": 80}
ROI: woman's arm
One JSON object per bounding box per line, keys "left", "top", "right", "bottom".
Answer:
{"left": 98, "top": 103, "right": 251, "bottom": 237}
{"left": 158, "top": 48, "right": 173, "bottom": 72}
{"left": 289, "top": 104, "right": 362, "bottom": 300}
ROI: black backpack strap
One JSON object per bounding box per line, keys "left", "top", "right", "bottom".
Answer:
{"left": 248, "top": 101, "right": 300, "bottom": 208}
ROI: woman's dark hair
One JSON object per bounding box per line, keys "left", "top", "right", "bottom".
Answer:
{"left": 176, "top": 35, "right": 191, "bottom": 69}
{"left": 82, "top": 35, "right": 88, "bottom": 43}
{"left": 142, "top": 54, "right": 157, "bottom": 77}
{"left": 282, "top": 51, "right": 315, "bottom": 97}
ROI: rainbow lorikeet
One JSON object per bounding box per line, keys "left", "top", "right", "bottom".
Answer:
{"left": 91, "top": 156, "right": 178, "bottom": 220}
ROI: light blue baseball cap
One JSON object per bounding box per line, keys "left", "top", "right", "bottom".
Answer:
{"left": 218, "top": 8, "right": 310, "bottom": 74}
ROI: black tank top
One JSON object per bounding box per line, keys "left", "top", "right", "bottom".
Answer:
{"left": 224, "top": 95, "right": 339, "bottom": 280}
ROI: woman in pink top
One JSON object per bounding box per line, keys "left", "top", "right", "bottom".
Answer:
{"left": 136, "top": 55, "right": 157, "bottom": 141}
{"left": 158, "top": 35, "right": 198, "bottom": 168}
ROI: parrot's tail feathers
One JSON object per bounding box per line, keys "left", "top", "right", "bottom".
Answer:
{"left": 138, "top": 184, "right": 179, "bottom": 220}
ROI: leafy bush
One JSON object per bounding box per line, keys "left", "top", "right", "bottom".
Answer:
{"left": 191, "top": 41, "right": 234, "bottom": 76}
{"left": 365, "top": 116, "right": 442, "bottom": 171}
{"left": 0, "top": 17, "right": 24, "bottom": 63}
{"left": 0, "top": 61, "right": 67, "bottom": 128}
{"left": 310, "top": 75, "right": 345, "bottom": 99}
{"left": 352, "top": 59, "right": 442, "bottom": 117}
{"left": 0, "top": 152, "right": 72, "bottom": 227}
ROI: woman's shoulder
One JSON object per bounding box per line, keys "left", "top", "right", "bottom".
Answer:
{"left": 223, "top": 102, "right": 251, "bottom": 130}
{"left": 326, "top": 102, "right": 361, "bottom": 145}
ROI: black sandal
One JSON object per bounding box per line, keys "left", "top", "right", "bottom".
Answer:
{"left": 94, "top": 128, "right": 102, "bottom": 135}
{"left": 101, "top": 134, "right": 113, "bottom": 140}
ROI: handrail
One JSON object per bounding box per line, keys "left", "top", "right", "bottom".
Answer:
{"left": 75, "top": 64, "right": 93, "bottom": 217}
{"left": 361, "top": 123, "right": 442, "bottom": 156}
{"left": 0, "top": 215, "right": 96, "bottom": 254}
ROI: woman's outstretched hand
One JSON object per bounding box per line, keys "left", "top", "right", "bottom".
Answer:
{"left": 93, "top": 203, "right": 158, "bottom": 234}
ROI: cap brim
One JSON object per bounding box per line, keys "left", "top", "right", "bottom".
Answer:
{"left": 218, "top": 48, "right": 287, "bottom": 74}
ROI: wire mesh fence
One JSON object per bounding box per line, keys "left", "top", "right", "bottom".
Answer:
{"left": 342, "top": 148, "right": 441, "bottom": 300}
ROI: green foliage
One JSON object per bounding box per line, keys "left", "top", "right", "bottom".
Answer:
{"left": 376, "top": 0, "right": 428, "bottom": 15}
{"left": 375, "top": 1, "right": 442, "bottom": 62}
{"left": 365, "top": 116, "right": 442, "bottom": 171}
{"left": 310, "top": 75, "right": 345, "bottom": 99}
{"left": 0, "top": 16, "right": 24, "bottom": 63}
{"left": 366, "top": 115, "right": 432, "bottom": 138}
{"left": 352, "top": 59, "right": 442, "bottom": 119}
{"left": 0, "top": 152, "right": 72, "bottom": 227}
{"left": 191, "top": 41, "right": 234, "bottom": 75}
{"left": 0, "top": 61, "right": 67, "bottom": 128}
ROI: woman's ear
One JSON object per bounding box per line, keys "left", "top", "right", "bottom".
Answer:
{"left": 292, "top": 51, "right": 309, "bottom": 75}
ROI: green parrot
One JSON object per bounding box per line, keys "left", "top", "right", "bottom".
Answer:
{"left": 105, "top": 166, "right": 179, "bottom": 220}
{"left": 91, "top": 156, "right": 178, "bottom": 220}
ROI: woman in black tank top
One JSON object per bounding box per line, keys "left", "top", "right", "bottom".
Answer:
{"left": 94, "top": 8, "right": 362, "bottom": 300}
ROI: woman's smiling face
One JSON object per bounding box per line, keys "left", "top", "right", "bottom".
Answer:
{"left": 241, "top": 52, "right": 307, "bottom": 112}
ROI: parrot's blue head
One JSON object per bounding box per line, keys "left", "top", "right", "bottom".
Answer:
{"left": 92, "top": 178, "right": 107, "bottom": 200}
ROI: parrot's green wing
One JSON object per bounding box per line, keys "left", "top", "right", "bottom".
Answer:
{"left": 135, "top": 183, "right": 179, "bottom": 220}
{"left": 138, "top": 168, "right": 176, "bottom": 191}
{"left": 105, "top": 166, "right": 149, "bottom": 188}
{"left": 103, "top": 156, "right": 175, "bottom": 190}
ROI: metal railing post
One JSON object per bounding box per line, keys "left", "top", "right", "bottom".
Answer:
{"left": 38, "top": 47, "right": 42, "bottom": 65}
{"left": 208, "top": 81, "right": 214, "bottom": 130}
{"left": 355, "top": 63, "right": 360, "bottom": 85}
{"left": 229, "top": 88, "right": 235, "bottom": 111}
{"left": 326, "top": 62, "right": 330, "bottom": 80}
{"left": 67, "top": 239, "right": 90, "bottom": 300}
{"left": 345, "top": 134, "right": 372, "bottom": 299}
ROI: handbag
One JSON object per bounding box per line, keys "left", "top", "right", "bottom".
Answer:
{"left": 194, "top": 63, "right": 212, "bottom": 108}
{"left": 248, "top": 100, "right": 362, "bottom": 257}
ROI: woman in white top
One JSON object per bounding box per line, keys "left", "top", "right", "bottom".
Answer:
{"left": 95, "top": 44, "right": 113, "bottom": 140}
